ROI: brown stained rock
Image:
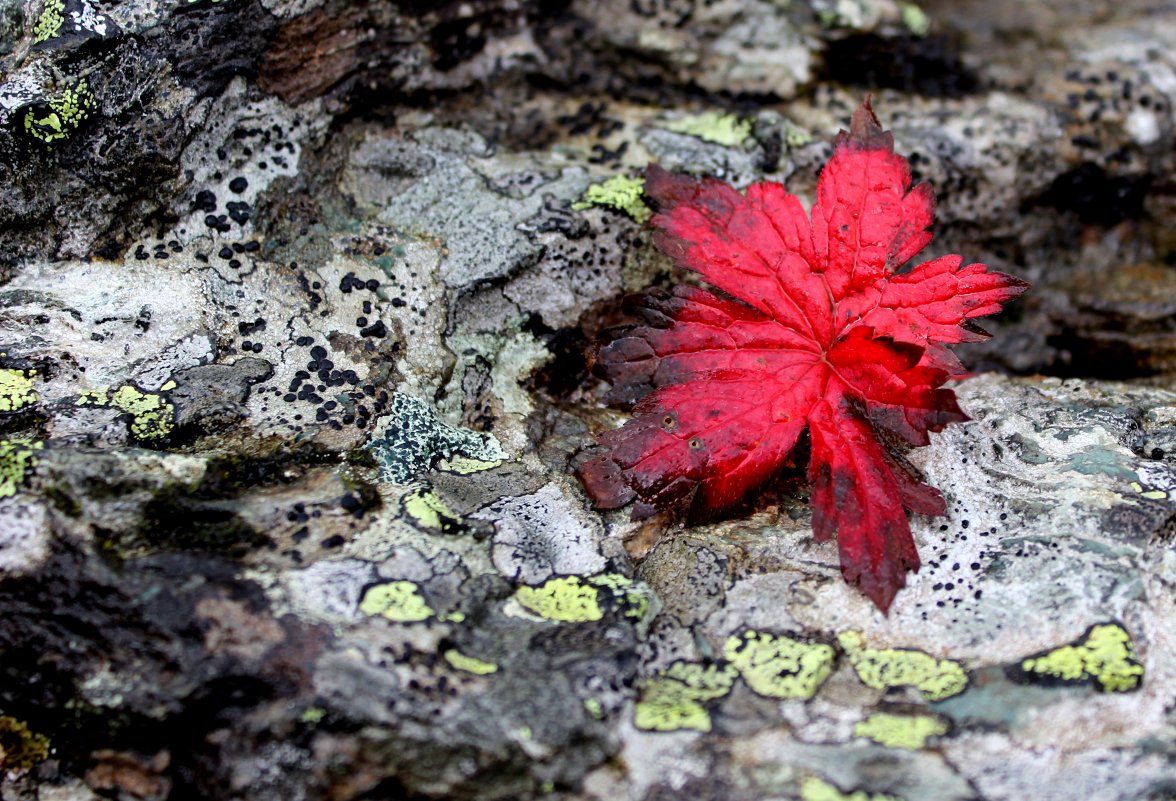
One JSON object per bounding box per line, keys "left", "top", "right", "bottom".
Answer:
{"left": 196, "top": 593, "right": 287, "bottom": 662}
{"left": 1051, "top": 262, "right": 1176, "bottom": 376}
{"left": 84, "top": 750, "right": 172, "bottom": 800}
{"left": 258, "top": 8, "right": 369, "bottom": 105}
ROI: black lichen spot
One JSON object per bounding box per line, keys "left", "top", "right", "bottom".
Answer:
{"left": 430, "top": 16, "right": 487, "bottom": 71}
{"left": 193, "top": 190, "right": 217, "bottom": 213}
{"left": 226, "top": 201, "right": 251, "bottom": 225}
{"left": 205, "top": 214, "right": 231, "bottom": 233}
{"left": 360, "top": 320, "right": 387, "bottom": 338}
{"left": 228, "top": 176, "right": 248, "bottom": 194}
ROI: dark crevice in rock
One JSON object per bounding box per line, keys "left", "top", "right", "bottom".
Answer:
{"left": 1035, "top": 162, "right": 1153, "bottom": 226}
{"left": 820, "top": 32, "right": 981, "bottom": 98}
{"left": 521, "top": 312, "right": 592, "bottom": 402}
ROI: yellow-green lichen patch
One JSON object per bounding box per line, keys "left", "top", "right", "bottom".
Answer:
{"left": 723, "top": 630, "right": 835, "bottom": 700}
{"left": 437, "top": 455, "right": 503, "bottom": 474}
{"left": 800, "top": 776, "right": 902, "bottom": 801}
{"left": 0, "top": 439, "right": 43, "bottom": 499}
{"left": 23, "top": 79, "right": 97, "bottom": 145}
{"left": 402, "top": 488, "right": 461, "bottom": 533}
{"left": 661, "top": 111, "right": 753, "bottom": 147}
{"left": 514, "top": 573, "right": 652, "bottom": 623}
{"left": 854, "top": 712, "right": 949, "bottom": 750}
{"left": 1129, "top": 481, "right": 1168, "bottom": 501}
{"left": 634, "top": 661, "right": 738, "bottom": 733}
{"left": 0, "top": 368, "right": 37, "bottom": 412}
{"left": 586, "top": 573, "right": 651, "bottom": 621}
{"left": 299, "top": 707, "right": 326, "bottom": 724}
{"left": 583, "top": 697, "right": 604, "bottom": 719}
{"left": 443, "top": 649, "right": 498, "bottom": 675}
{"left": 32, "top": 0, "right": 64, "bottom": 42}
{"left": 838, "top": 631, "right": 967, "bottom": 701}
{"left": 79, "top": 383, "right": 176, "bottom": 441}
{"left": 359, "top": 581, "right": 434, "bottom": 622}
{"left": 1016, "top": 623, "right": 1144, "bottom": 693}
{"left": 516, "top": 575, "right": 602, "bottom": 622}
{"left": 0, "top": 715, "right": 50, "bottom": 773}
{"left": 900, "top": 4, "right": 931, "bottom": 36}
{"left": 572, "top": 175, "right": 651, "bottom": 223}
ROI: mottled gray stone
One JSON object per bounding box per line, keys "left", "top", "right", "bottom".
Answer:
{"left": 1, "top": 1, "right": 1176, "bottom": 800}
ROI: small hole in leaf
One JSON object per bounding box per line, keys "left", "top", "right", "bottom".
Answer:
{"left": 688, "top": 437, "right": 703, "bottom": 450}
{"left": 662, "top": 413, "right": 677, "bottom": 430}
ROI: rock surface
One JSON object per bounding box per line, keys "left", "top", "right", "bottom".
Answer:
{"left": 1, "top": 1, "right": 1175, "bottom": 800}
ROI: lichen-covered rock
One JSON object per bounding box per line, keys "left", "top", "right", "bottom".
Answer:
{"left": 2, "top": 0, "right": 1176, "bottom": 799}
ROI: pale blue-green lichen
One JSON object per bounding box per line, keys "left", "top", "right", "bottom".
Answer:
{"left": 23, "top": 79, "right": 96, "bottom": 144}
{"left": 514, "top": 573, "right": 650, "bottom": 623}
{"left": 32, "top": 0, "right": 63, "bottom": 42}
{"left": 572, "top": 175, "right": 651, "bottom": 223}
{"left": 854, "top": 712, "right": 948, "bottom": 750}
{"left": 367, "top": 393, "right": 506, "bottom": 484}
{"left": 78, "top": 382, "right": 176, "bottom": 441}
{"left": 443, "top": 649, "right": 498, "bottom": 675}
{"left": 634, "top": 661, "right": 738, "bottom": 732}
{"left": 800, "top": 776, "right": 901, "bottom": 801}
{"left": 660, "top": 111, "right": 753, "bottom": 147}
{"left": 0, "top": 439, "right": 42, "bottom": 498}
{"left": 1018, "top": 623, "right": 1143, "bottom": 692}
{"left": 359, "top": 581, "right": 434, "bottom": 622}
{"left": 723, "top": 630, "right": 835, "bottom": 700}
{"left": 0, "top": 368, "right": 37, "bottom": 412}
{"left": 838, "top": 631, "right": 967, "bottom": 701}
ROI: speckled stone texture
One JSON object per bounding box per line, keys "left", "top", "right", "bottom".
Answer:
{"left": 1, "top": 1, "right": 1175, "bottom": 800}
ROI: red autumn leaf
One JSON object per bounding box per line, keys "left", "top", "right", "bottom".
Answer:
{"left": 576, "top": 98, "right": 1028, "bottom": 612}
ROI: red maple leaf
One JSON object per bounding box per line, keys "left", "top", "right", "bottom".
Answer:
{"left": 576, "top": 98, "right": 1028, "bottom": 612}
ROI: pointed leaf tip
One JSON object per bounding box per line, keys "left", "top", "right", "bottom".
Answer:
{"left": 837, "top": 96, "right": 894, "bottom": 152}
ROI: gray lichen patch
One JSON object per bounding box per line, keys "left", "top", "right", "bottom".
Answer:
{"left": 723, "top": 375, "right": 1174, "bottom": 662}
{"left": 479, "top": 482, "right": 609, "bottom": 584}
{"left": 170, "top": 78, "right": 328, "bottom": 249}
{"left": 378, "top": 128, "right": 593, "bottom": 291}
{"left": 4, "top": 4, "right": 1176, "bottom": 797}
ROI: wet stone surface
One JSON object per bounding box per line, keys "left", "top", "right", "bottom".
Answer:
{"left": 1, "top": 1, "right": 1175, "bottom": 800}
